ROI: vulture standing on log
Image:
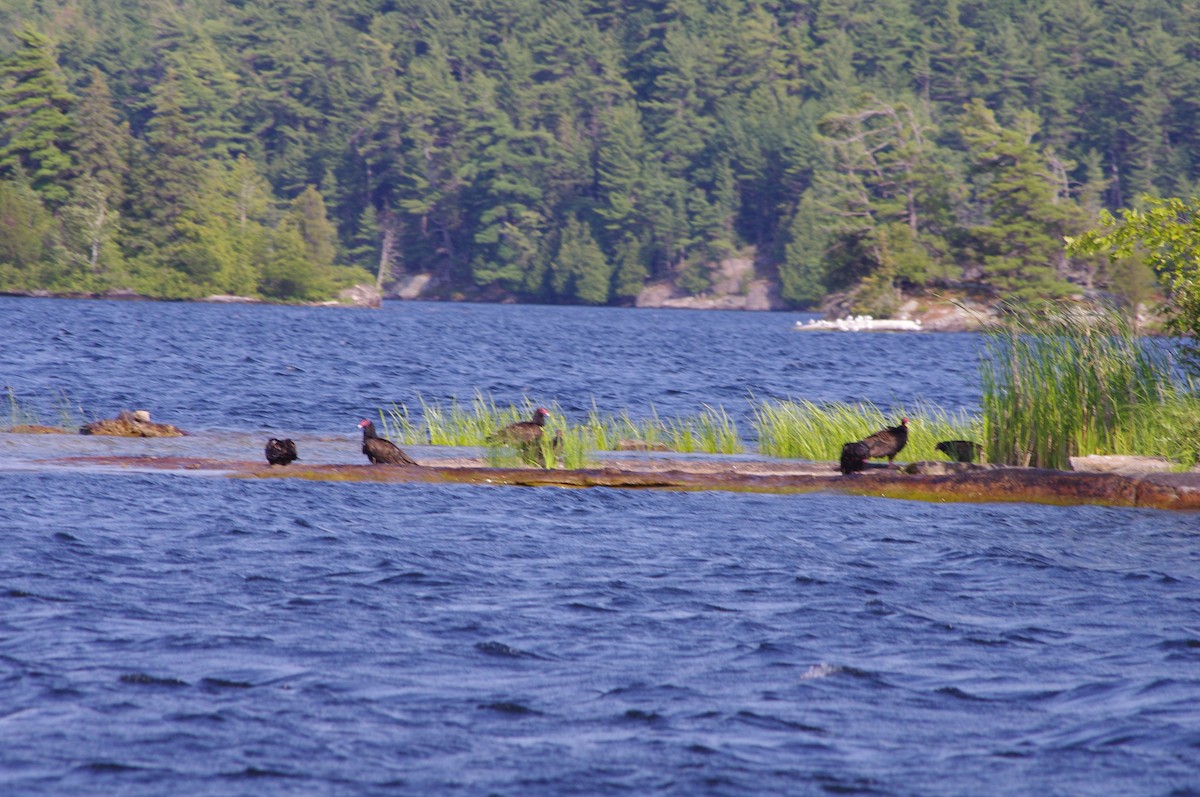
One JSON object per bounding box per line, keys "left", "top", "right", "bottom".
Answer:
{"left": 265, "top": 438, "right": 298, "bottom": 466}
{"left": 861, "top": 418, "right": 909, "bottom": 465}
{"left": 358, "top": 419, "right": 418, "bottom": 466}
{"left": 936, "top": 439, "right": 981, "bottom": 463}
{"left": 839, "top": 441, "right": 870, "bottom": 475}
{"left": 488, "top": 407, "right": 550, "bottom": 445}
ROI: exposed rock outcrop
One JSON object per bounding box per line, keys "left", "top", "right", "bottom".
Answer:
{"left": 81, "top": 410, "right": 187, "bottom": 437}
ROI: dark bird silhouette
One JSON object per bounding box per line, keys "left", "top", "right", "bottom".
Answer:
{"left": 840, "top": 440, "right": 870, "bottom": 475}
{"left": 522, "top": 428, "right": 564, "bottom": 468}
{"left": 358, "top": 419, "right": 418, "bottom": 466}
{"left": 265, "top": 437, "right": 298, "bottom": 466}
{"left": 936, "top": 439, "right": 982, "bottom": 463}
{"left": 488, "top": 407, "right": 550, "bottom": 446}
{"left": 861, "top": 418, "right": 909, "bottom": 465}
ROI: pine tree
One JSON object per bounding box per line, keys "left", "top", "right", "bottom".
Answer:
{"left": 960, "top": 99, "right": 1083, "bottom": 299}
{"left": 61, "top": 67, "right": 131, "bottom": 279}
{"left": 0, "top": 26, "right": 76, "bottom": 206}
{"left": 0, "top": 174, "right": 57, "bottom": 288}
{"left": 552, "top": 215, "right": 612, "bottom": 304}
{"left": 289, "top": 185, "right": 338, "bottom": 269}
{"left": 126, "top": 67, "right": 206, "bottom": 250}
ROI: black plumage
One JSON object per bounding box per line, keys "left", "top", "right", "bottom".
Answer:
{"left": 358, "top": 419, "right": 418, "bottom": 466}
{"left": 265, "top": 437, "right": 298, "bottom": 466}
{"left": 488, "top": 407, "right": 550, "bottom": 445}
{"left": 936, "top": 439, "right": 981, "bottom": 463}
{"left": 839, "top": 440, "right": 870, "bottom": 475}
{"left": 861, "top": 418, "right": 909, "bottom": 464}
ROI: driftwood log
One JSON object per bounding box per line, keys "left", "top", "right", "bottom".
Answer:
{"left": 47, "top": 455, "right": 1200, "bottom": 511}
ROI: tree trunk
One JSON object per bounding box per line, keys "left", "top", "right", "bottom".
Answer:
{"left": 376, "top": 211, "right": 398, "bottom": 292}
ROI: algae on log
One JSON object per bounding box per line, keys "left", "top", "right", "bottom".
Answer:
{"left": 231, "top": 460, "right": 1200, "bottom": 510}
{"left": 44, "top": 455, "right": 1200, "bottom": 510}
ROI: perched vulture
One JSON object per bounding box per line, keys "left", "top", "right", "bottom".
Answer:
{"left": 521, "top": 428, "right": 564, "bottom": 468}
{"left": 936, "top": 439, "right": 982, "bottom": 463}
{"left": 861, "top": 418, "right": 909, "bottom": 464}
{"left": 839, "top": 440, "right": 870, "bottom": 475}
{"left": 358, "top": 419, "right": 418, "bottom": 466}
{"left": 488, "top": 407, "right": 549, "bottom": 446}
{"left": 265, "top": 437, "right": 298, "bottom": 466}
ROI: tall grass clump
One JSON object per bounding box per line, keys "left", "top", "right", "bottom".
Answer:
{"left": 752, "top": 398, "right": 980, "bottom": 461}
{"left": 483, "top": 425, "right": 599, "bottom": 469}
{"left": 980, "top": 303, "right": 1185, "bottom": 469}
{"left": 5, "top": 387, "right": 85, "bottom": 431}
{"left": 382, "top": 392, "right": 553, "bottom": 447}
{"left": 6, "top": 386, "right": 40, "bottom": 429}
{"left": 582, "top": 402, "right": 742, "bottom": 454}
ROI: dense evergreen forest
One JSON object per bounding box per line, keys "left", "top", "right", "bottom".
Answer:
{"left": 0, "top": 0, "right": 1187, "bottom": 307}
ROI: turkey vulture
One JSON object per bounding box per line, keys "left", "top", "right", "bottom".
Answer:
{"left": 265, "top": 437, "right": 298, "bottom": 466}
{"left": 488, "top": 407, "right": 549, "bottom": 445}
{"left": 358, "top": 419, "right": 418, "bottom": 466}
{"left": 520, "top": 428, "right": 564, "bottom": 468}
{"left": 839, "top": 441, "right": 870, "bottom": 475}
{"left": 936, "top": 439, "right": 981, "bottom": 463}
{"left": 862, "top": 418, "right": 908, "bottom": 464}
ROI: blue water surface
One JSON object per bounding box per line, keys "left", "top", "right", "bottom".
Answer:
{"left": 1, "top": 297, "right": 981, "bottom": 432}
{"left": 1, "top": 298, "right": 1198, "bottom": 796}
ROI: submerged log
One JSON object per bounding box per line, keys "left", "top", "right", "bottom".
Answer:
{"left": 46, "top": 454, "right": 1200, "bottom": 511}
{"left": 7, "top": 424, "right": 69, "bottom": 434}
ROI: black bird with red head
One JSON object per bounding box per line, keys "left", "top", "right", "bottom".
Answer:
{"left": 488, "top": 407, "right": 550, "bottom": 446}
{"left": 358, "top": 419, "right": 418, "bottom": 466}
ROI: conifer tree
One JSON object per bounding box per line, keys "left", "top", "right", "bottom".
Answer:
{"left": 61, "top": 68, "right": 130, "bottom": 278}
{"left": 960, "top": 99, "right": 1083, "bottom": 299}
{"left": 289, "top": 185, "right": 338, "bottom": 269}
{"left": 126, "top": 67, "right": 206, "bottom": 250}
{"left": 0, "top": 26, "right": 76, "bottom": 206}
{"left": 552, "top": 215, "right": 612, "bottom": 304}
{"left": 0, "top": 174, "right": 57, "bottom": 287}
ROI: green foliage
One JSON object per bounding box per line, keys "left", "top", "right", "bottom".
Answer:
{"left": 0, "top": 27, "right": 75, "bottom": 206}
{"left": 4, "top": 386, "right": 85, "bottom": 431}
{"left": 380, "top": 394, "right": 742, "bottom": 460}
{"left": 959, "top": 101, "right": 1083, "bottom": 300}
{"left": 1067, "top": 195, "right": 1200, "bottom": 374}
{"left": 979, "top": 303, "right": 1184, "bottom": 469}
{"left": 4, "top": 2, "right": 1200, "bottom": 304}
{"left": 551, "top": 216, "right": 612, "bottom": 304}
{"left": 0, "top": 176, "right": 57, "bottom": 286}
{"left": 752, "top": 398, "right": 978, "bottom": 461}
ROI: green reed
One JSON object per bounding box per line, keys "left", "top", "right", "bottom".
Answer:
{"left": 382, "top": 393, "right": 743, "bottom": 458}
{"left": 980, "top": 303, "right": 1186, "bottom": 469}
{"left": 751, "top": 397, "right": 980, "bottom": 461}
{"left": 382, "top": 392, "right": 551, "bottom": 447}
{"left": 4, "top": 386, "right": 85, "bottom": 431}
{"left": 581, "top": 402, "right": 742, "bottom": 454}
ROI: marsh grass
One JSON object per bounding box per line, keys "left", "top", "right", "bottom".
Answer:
{"left": 5, "top": 387, "right": 86, "bottom": 431}
{"left": 5, "top": 386, "right": 40, "bottom": 429}
{"left": 980, "top": 304, "right": 1191, "bottom": 469}
{"left": 381, "top": 393, "right": 743, "bottom": 460}
{"left": 582, "top": 402, "right": 742, "bottom": 454}
{"left": 752, "top": 398, "right": 981, "bottom": 462}
{"left": 381, "top": 392, "right": 551, "bottom": 447}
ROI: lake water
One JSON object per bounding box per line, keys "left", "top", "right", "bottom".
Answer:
{"left": 1, "top": 297, "right": 1198, "bottom": 796}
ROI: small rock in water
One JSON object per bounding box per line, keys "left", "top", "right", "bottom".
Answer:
{"left": 81, "top": 409, "right": 186, "bottom": 437}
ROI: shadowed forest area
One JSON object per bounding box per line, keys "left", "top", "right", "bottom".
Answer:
{"left": 0, "top": 0, "right": 1191, "bottom": 307}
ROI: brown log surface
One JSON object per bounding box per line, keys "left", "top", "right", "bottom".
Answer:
{"left": 40, "top": 454, "right": 1200, "bottom": 511}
